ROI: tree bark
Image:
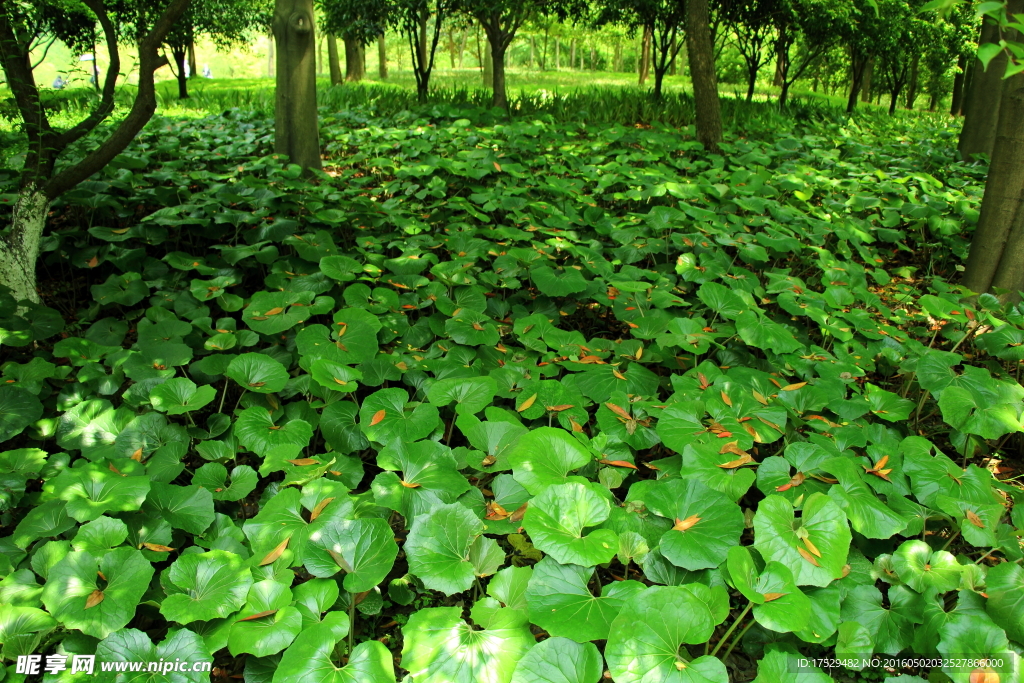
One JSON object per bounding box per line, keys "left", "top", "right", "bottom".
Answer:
{"left": 638, "top": 25, "right": 651, "bottom": 86}
{"left": 273, "top": 0, "right": 321, "bottom": 171}
{"left": 905, "top": 55, "right": 920, "bottom": 109}
{"left": 268, "top": 31, "right": 275, "bottom": 77}
{"left": 958, "top": 5, "right": 1017, "bottom": 160}
{"left": 327, "top": 35, "right": 342, "bottom": 85}
{"left": 860, "top": 57, "right": 873, "bottom": 103}
{"left": 483, "top": 36, "right": 493, "bottom": 89}
{"left": 530, "top": 36, "right": 535, "bottom": 69}
{"left": 172, "top": 46, "right": 189, "bottom": 98}
{"left": 379, "top": 34, "right": 388, "bottom": 79}
{"left": 344, "top": 38, "right": 364, "bottom": 81}
{"left": 491, "top": 40, "right": 507, "bottom": 109}
{"left": 555, "top": 37, "right": 560, "bottom": 70}
{"left": 846, "top": 53, "right": 870, "bottom": 112}
{"left": 950, "top": 53, "right": 967, "bottom": 115}
{"left": 0, "top": 187, "right": 47, "bottom": 304}
{"left": 686, "top": 0, "right": 722, "bottom": 153}
{"left": 570, "top": 38, "right": 576, "bottom": 70}
{"left": 188, "top": 39, "right": 197, "bottom": 79}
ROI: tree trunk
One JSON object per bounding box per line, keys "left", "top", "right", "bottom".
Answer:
{"left": 530, "top": 36, "right": 535, "bottom": 69}
{"left": 327, "top": 35, "right": 342, "bottom": 85}
{"left": 773, "top": 56, "right": 784, "bottom": 87}
{"left": 959, "top": 3, "right": 1019, "bottom": 159}
{"left": 846, "top": 54, "right": 869, "bottom": 113}
{"left": 0, "top": 187, "right": 48, "bottom": 304}
{"left": 344, "top": 38, "right": 364, "bottom": 82}
{"left": 268, "top": 31, "right": 275, "bottom": 77}
{"left": 963, "top": 75, "right": 1024, "bottom": 294}
{"left": 686, "top": 0, "right": 722, "bottom": 153}
{"left": 906, "top": 57, "right": 920, "bottom": 109}
{"left": 570, "top": 38, "right": 576, "bottom": 71}
{"left": 417, "top": 14, "right": 428, "bottom": 69}
{"left": 746, "top": 63, "right": 757, "bottom": 102}
{"left": 491, "top": 40, "right": 508, "bottom": 109}
{"left": 888, "top": 85, "right": 901, "bottom": 115}
{"left": 378, "top": 34, "right": 388, "bottom": 79}
{"left": 483, "top": 36, "right": 493, "bottom": 89}
{"left": 555, "top": 38, "right": 560, "bottom": 70}
{"left": 188, "top": 39, "right": 197, "bottom": 79}
{"left": 654, "top": 65, "right": 667, "bottom": 98}
{"left": 669, "top": 37, "right": 677, "bottom": 76}
{"left": 614, "top": 39, "right": 621, "bottom": 72}
{"left": 860, "top": 57, "right": 873, "bottom": 103}
{"left": 172, "top": 46, "right": 189, "bottom": 98}
{"left": 458, "top": 30, "right": 467, "bottom": 69}
{"left": 316, "top": 34, "right": 323, "bottom": 76}
{"left": 590, "top": 46, "right": 596, "bottom": 71}
{"left": 950, "top": 53, "right": 967, "bottom": 115}
{"left": 273, "top": 0, "right": 321, "bottom": 171}
{"left": 638, "top": 25, "right": 651, "bottom": 86}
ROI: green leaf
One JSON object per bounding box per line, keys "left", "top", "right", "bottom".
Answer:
{"left": 72, "top": 516, "right": 129, "bottom": 555}
{"left": 42, "top": 547, "right": 154, "bottom": 639}
{"left": 646, "top": 478, "right": 743, "bottom": 571}
{"left": 310, "top": 359, "right": 362, "bottom": 394}
{"left": 358, "top": 388, "right": 440, "bottom": 444}
{"left": 752, "top": 646, "right": 833, "bottom": 683}
{"left": 405, "top": 503, "right": 486, "bottom": 596}
{"left": 891, "top": 540, "right": 962, "bottom": 594}
{"left": 937, "top": 612, "right": 1018, "bottom": 683}
{"left": 523, "top": 482, "right": 618, "bottom": 566}
{"left": 510, "top": 637, "right": 603, "bottom": 683}
{"left": 160, "top": 549, "right": 253, "bottom": 623}
{"left": 428, "top": 376, "right": 498, "bottom": 415}
{"left": 91, "top": 271, "right": 149, "bottom": 306}
{"left": 939, "top": 385, "right": 1024, "bottom": 439}
{"left": 835, "top": 622, "right": 874, "bottom": 671}
{"left": 864, "top": 383, "right": 915, "bottom": 422}
{"left": 984, "top": 561, "right": 1024, "bottom": 643}
{"left": 371, "top": 440, "right": 471, "bottom": 519}
{"left": 531, "top": 266, "right": 588, "bottom": 296}
{"left": 525, "top": 557, "right": 645, "bottom": 642}
{"left": 750, "top": 562, "right": 812, "bottom": 634}
{"left": 226, "top": 353, "right": 291, "bottom": 394}
{"left": 228, "top": 580, "right": 303, "bottom": 657}
{"left": 96, "top": 628, "right": 213, "bottom": 683}
{"left": 149, "top": 377, "right": 217, "bottom": 414}
{"left": 235, "top": 407, "right": 313, "bottom": 456}
{"left": 0, "top": 386, "right": 42, "bottom": 442}
{"left": 735, "top": 311, "right": 802, "bottom": 354}
{"left": 305, "top": 518, "right": 399, "bottom": 592}
{"left": 193, "top": 463, "right": 258, "bottom": 502}
{"left": 605, "top": 586, "right": 724, "bottom": 683}
{"left": 44, "top": 462, "right": 151, "bottom": 522}
{"left": 753, "top": 493, "right": 851, "bottom": 586}
{"left": 274, "top": 618, "right": 396, "bottom": 683}
{"left": 507, "top": 427, "right": 592, "bottom": 495}
{"left": 142, "top": 482, "right": 215, "bottom": 535}
{"left": 0, "top": 605, "right": 56, "bottom": 660}
{"left": 401, "top": 606, "right": 534, "bottom": 683}
{"left": 697, "top": 282, "right": 748, "bottom": 318}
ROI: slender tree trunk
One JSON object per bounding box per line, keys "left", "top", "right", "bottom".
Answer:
{"left": 773, "top": 56, "right": 784, "bottom": 87}
{"left": 905, "top": 57, "right": 920, "bottom": 109}
{"left": 530, "top": 36, "right": 535, "bottom": 69}
{"left": 378, "top": 34, "right": 388, "bottom": 79}
{"left": 316, "top": 34, "right": 323, "bottom": 76}
{"left": 590, "top": 45, "right": 596, "bottom": 71}
{"left": 860, "top": 56, "right": 873, "bottom": 103}
{"left": 950, "top": 53, "right": 967, "bottom": 115}
{"left": 570, "top": 38, "right": 576, "bottom": 71}
{"left": 458, "top": 30, "right": 467, "bottom": 69}
{"left": 846, "top": 53, "right": 869, "bottom": 112}
{"left": 929, "top": 91, "right": 939, "bottom": 111}
{"left": 187, "top": 39, "right": 197, "bottom": 79}
{"left": 267, "top": 31, "right": 275, "bottom": 77}
{"left": 638, "top": 25, "right": 651, "bottom": 86}
{"left": 555, "top": 38, "right": 560, "bottom": 70}
{"left": 669, "top": 37, "right": 678, "bottom": 76}
{"left": 327, "top": 35, "right": 342, "bottom": 85}
{"left": 686, "top": 0, "right": 723, "bottom": 152}
{"left": 491, "top": 40, "right": 507, "bottom": 109}
{"left": 417, "top": 14, "right": 428, "bottom": 68}
{"left": 959, "top": 3, "right": 1019, "bottom": 159}
{"left": 483, "top": 36, "right": 493, "bottom": 89}
{"left": 172, "top": 46, "right": 189, "bottom": 98}
{"left": 273, "top": 0, "right": 321, "bottom": 170}
{"left": 746, "top": 61, "right": 757, "bottom": 102}
{"left": 888, "top": 84, "right": 901, "bottom": 115}
{"left": 959, "top": 61, "right": 974, "bottom": 115}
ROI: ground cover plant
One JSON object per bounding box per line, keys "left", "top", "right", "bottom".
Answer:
{"left": 0, "top": 95, "right": 1022, "bottom": 683}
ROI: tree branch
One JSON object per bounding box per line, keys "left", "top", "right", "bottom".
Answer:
{"left": 52, "top": 0, "right": 122, "bottom": 151}
{"left": 45, "top": 0, "right": 191, "bottom": 199}
{"left": 0, "top": 0, "right": 54, "bottom": 167}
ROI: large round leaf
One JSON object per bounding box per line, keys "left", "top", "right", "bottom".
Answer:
{"left": 400, "top": 606, "right": 534, "bottom": 683}
{"left": 371, "top": 440, "right": 471, "bottom": 520}
{"left": 43, "top": 461, "right": 151, "bottom": 522}
{"left": 750, "top": 562, "right": 813, "bottom": 634}
{"left": 226, "top": 353, "right": 290, "bottom": 394}
{"left": 0, "top": 605, "right": 56, "bottom": 660}
{"left": 522, "top": 482, "right": 618, "bottom": 566}
{"left": 428, "top": 376, "right": 498, "bottom": 415}
{"left": 753, "top": 493, "right": 851, "bottom": 586}
{"left": 507, "top": 427, "right": 592, "bottom": 495}
{"left": 160, "top": 550, "right": 253, "bottom": 623}
{"left": 985, "top": 561, "right": 1024, "bottom": 644}
{"left": 235, "top": 407, "right": 313, "bottom": 456}
{"left": 525, "top": 557, "right": 645, "bottom": 642}
{"left": 358, "top": 388, "right": 440, "bottom": 444}
{"left": 510, "top": 637, "right": 603, "bottom": 683}
{"left": 42, "top": 547, "right": 154, "bottom": 639}
{"left": 0, "top": 386, "right": 42, "bottom": 442}
{"left": 937, "top": 612, "right": 1020, "bottom": 683}
{"left": 605, "top": 585, "right": 724, "bottom": 683}
{"left": 276, "top": 614, "right": 397, "bottom": 683}
{"left": 891, "top": 540, "right": 961, "bottom": 594}
{"left": 305, "top": 518, "right": 399, "bottom": 592}
{"left": 405, "top": 503, "right": 487, "bottom": 596}
{"left": 228, "top": 580, "right": 302, "bottom": 657}
{"left": 149, "top": 377, "right": 217, "bottom": 414}
{"left": 645, "top": 478, "right": 743, "bottom": 571}
{"left": 96, "top": 628, "right": 213, "bottom": 683}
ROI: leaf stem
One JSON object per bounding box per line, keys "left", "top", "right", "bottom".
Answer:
{"left": 940, "top": 529, "right": 960, "bottom": 552}
{"left": 710, "top": 600, "right": 752, "bottom": 657}
{"left": 721, "top": 617, "right": 756, "bottom": 662}
{"left": 348, "top": 591, "right": 356, "bottom": 656}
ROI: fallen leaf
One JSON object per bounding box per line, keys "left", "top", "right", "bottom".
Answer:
{"left": 776, "top": 471, "right": 806, "bottom": 491}
{"left": 238, "top": 610, "right": 277, "bottom": 622}
{"left": 142, "top": 543, "right": 174, "bottom": 552}
{"left": 719, "top": 441, "right": 748, "bottom": 457}
{"left": 966, "top": 509, "right": 986, "bottom": 528}
{"left": 259, "top": 537, "right": 290, "bottom": 566}
{"left": 481, "top": 455, "right": 497, "bottom": 467}
{"left": 782, "top": 382, "right": 807, "bottom": 391}
{"left": 517, "top": 393, "right": 538, "bottom": 412}
{"left": 400, "top": 480, "right": 421, "bottom": 488}
{"left": 797, "top": 546, "right": 821, "bottom": 567}
{"left": 612, "top": 369, "right": 627, "bottom": 380}
{"left": 721, "top": 391, "right": 733, "bottom": 407}
{"left": 752, "top": 390, "right": 769, "bottom": 405}
{"left": 265, "top": 307, "right": 285, "bottom": 316}
{"left": 509, "top": 502, "right": 529, "bottom": 522}
{"left": 717, "top": 454, "right": 755, "bottom": 469}
{"left": 605, "top": 402, "right": 631, "bottom": 420}
{"left": 762, "top": 592, "right": 787, "bottom": 602}
{"left": 485, "top": 502, "right": 509, "bottom": 520}
{"left": 130, "top": 448, "right": 144, "bottom": 462}
{"left": 309, "top": 497, "right": 334, "bottom": 521}
{"left": 370, "top": 409, "right": 387, "bottom": 426}
{"left": 546, "top": 404, "right": 575, "bottom": 412}
{"left": 85, "top": 590, "right": 104, "bottom": 609}
{"left": 87, "top": 255, "right": 99, "bottom": 268}
{"left": 287, "top": 458, "right": 319, "bottom": 466}
{"left": 802, "top": 536, "right": 823, "bottom": 558}
{"left": 673, "top": 514, "right": 701, "bottom": 532}
{"left": 599, "top": 459, "right": 638, "bottom": 470}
